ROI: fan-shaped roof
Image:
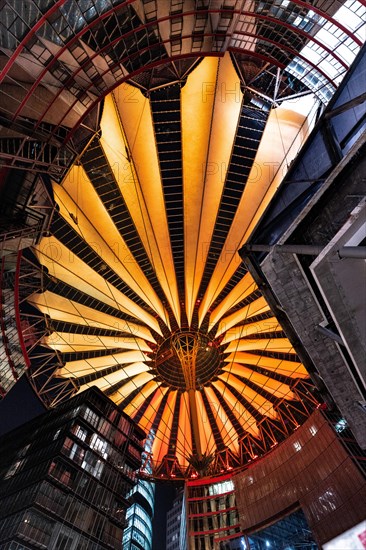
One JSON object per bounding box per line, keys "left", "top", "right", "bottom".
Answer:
{"left": 2, "top": 0, "right": 365, "bottom": 478}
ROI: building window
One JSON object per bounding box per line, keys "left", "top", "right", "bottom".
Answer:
{"left": 81, "top": 451, "right": 104, "bottom": 479}
{"left": 90, "top": 433, "right": 110, "bottom": 459}
{"left": 54, "top": 533, "right": 73, "bottom": 549}
{"left": 73, "top": 424, "right": 88, "bottom": 442}
{"left": 81, "top": 406, "right": 99, "bottom": 428}
{"left": 19, "top": 510, "right": 54, "bottom": 547}
{"left": 4, "top": 459, "right": 24, "bottom": 479}
{"left": 48, "top": 461, "right": 73, "bottom": 487}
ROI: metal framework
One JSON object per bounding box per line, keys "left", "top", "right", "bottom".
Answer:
{"left": 0, "top": 1, "right": 364, "bottom": 178}
{"left": 171, "top": 333, "right": 200, "bottom": 391}
{"left": 1, "top": 0, "right": 365, "bottom": 479}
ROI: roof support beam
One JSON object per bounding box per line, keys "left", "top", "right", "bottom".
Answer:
{"left": 240, "top": 244, "right": 366, "bottom": 259}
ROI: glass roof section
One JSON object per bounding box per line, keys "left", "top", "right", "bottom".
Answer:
{"left": 287, "top": 0, "right": 366, "bottom": 102}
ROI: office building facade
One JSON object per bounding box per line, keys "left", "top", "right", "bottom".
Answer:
{"left": 123, "top": 478, "right": 155, "bottom": 550}
{"left": 0, "top": 386, "right": 145, "bottom": 549}
{"left": 166, "top": 488, "right": 188, "bottom": 550}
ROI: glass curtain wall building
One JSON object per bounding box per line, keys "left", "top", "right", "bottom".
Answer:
{"left": 0, "top": 387, "right": 145, "bottom": 550}
{"left": 123, "top": 480, "right": 155, "bottom": 550}
{"left": 185, "top": 408, "right": 366, "bottom": 549}
{"left": 123, "top": 430, "right": 155, "bottom": 549}
{"left": 166, "top": 488, "right": 188, "bottom": 550}
{"left": 187, "top": 475, "right": 241, "bottom": 549}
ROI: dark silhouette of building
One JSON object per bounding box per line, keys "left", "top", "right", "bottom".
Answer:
{"left": 0, "top": 386, "right": 145, "bottom": 549}
{"left": 166, "top": 488, "right": 187, "bottom": 550}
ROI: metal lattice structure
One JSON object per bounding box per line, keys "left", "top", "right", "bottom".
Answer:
{"left": 1, "top": 0, "right": 365, "bottom": 478}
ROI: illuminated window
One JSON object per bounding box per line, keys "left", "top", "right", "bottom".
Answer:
{"left": 81, "top": 406, "right": 99, "bottom": 428}
{"left": 81, "top": 451, "right": 104, "bottom": 479}
{"left": 335, "top": 418, "right": 347, "bottom": 433}
{"left": 90, "top": 433, "right": 110, "bottom": 459}
{"left": 4, "top": 459, "right": 24, "bottom": 479}
{"left": 209, "top": 479, "right": 234, "bottom": 495}
{"left": 309, "top": 425, "right": 317, "bottom": 436}
{"left": 73, "top": 425, "right": 87, "bottom": 441}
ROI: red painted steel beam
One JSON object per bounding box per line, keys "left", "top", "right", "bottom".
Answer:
{"left": 187, "top": 471, "right": 234, "bottom": 486}
{"left": 37, "top": 52, "right": 223, "bottom": 148}
{"left": 11, "top": 0, "right": 136, "bottom": 122}
{"left": 50, "top": 22, "right": 337, "bottom": 149}
{"left": 0, "top": 0, "right": 68, "bottom": 85}
{"left": 230, "top": 37, "right": 338, "bottom": 89}
{"left": 189, "top": 524, "right": 241, "bottom": 536}
{"left": 286, "top": 0, "right": 363, "bottom": 42}
{"left": 3, "top": 1, "right": 360, "bottom": 169}
{"left": 231, "top": 13, "right": 349, "bottom": 70}
{"left": 63, "top": 29, "right": 338, "bottom": 148}
{"left": 120, "top": 5, "right": 362, "bottom": 47}
{"left": 190, "top": 506, "right": 238, "bottom": 518}
{"left": 8, "top": 4, "right": 359, "bottom": 126}
{"left": 62, "top": 48, "right": 272, "bottom": 145}
{"left": 214, "top": 532, "right": 245, "bottom": 543}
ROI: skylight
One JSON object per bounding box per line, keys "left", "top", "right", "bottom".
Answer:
{"left": 287, "top": 0, "right": 365, "bottom": 103}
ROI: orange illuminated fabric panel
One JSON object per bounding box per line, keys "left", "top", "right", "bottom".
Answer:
{"left": 28, "top": 53, "right": 317, "bottom": 478}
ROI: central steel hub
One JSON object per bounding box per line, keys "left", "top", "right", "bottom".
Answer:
{"left": 171, "top": 332, "right": 200, "bottom": 390}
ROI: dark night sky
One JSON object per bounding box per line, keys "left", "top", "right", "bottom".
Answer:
{"left": 0, "top": 374, "right": 46, "bottom": 437}
{"left": 0, "top": 375, "right": 177, "bottom": 547}
{"left": 152, "top": 482, "right": 177, "bottom": 549}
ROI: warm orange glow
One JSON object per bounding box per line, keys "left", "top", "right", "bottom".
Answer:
{"left": 34, "top": 236, "right": 163, "bottom": 335}
{"left": 28, "top": 54, "right": 315, "bottom": 475}
{"left": 124, "top": 380, "right": 159, "bottom": 418}
{"left": 224, "top": 352, "right": 309, "bottom": 378}
{"left": 77, "top": 362, "right": 150, "bottom": 393}
{"left": 175, "top": 392, "right": 193, "bottom": 469}
{"left": 29, "top": 291, "right": 156, "bottom": 343}
{"left": 43, "top": 332, "right": 151, "bottom": 353}
{"left": 225, "top": 337, "right": 294, "bottom": 354}
{"left": 204, "top": 386, "right": 238, "bottom": 453}
{"left": 153, "top": 391, "right": 177, "bottom": 464}
{"left": 53, "top": 176, "right": 169, "bottom": 323}
{"left": 137, "top": 386, "right": 169, "bottom": 432}
{"left": 195, "top": 391, "right": 216, "bottom": 456}
{"left": 182, "top": 57, "right": 220, "bottom": 326}
{"left": 222, "top": 364, "right": 297, "bottom": 400}
{"left": 111, "top": 86, "right": 181, "bottom": 326}
{"left": 240, "top": 101, "right": 312, "bottom": 242}
{"left": 208, "top": 272, "right": 257, "bottom": 328}
{"left": 110, "top": 372, "right": 155, "bottom": 404}
{"left": 182, "top": 53, "right": 243, "bottom": 326}
{"left": 212, "top": 379, "right": 259, "bottom": 437}
{"left": 220, "top": 317, "right": 281, "bottom": 344}
{"left": 219, "top": 371, "right": 277, "bottom": 419}
{"left": 57, "top": 350, "right": 151, "bottom": 378}
{"left": 199, "top": 102, "right": 312, "bottom": 315}
{"left": 57, "top": 350, "right": 150, "bottom": 377}
{"left": 216, "top": 296, "right": 270, "bottom": 337}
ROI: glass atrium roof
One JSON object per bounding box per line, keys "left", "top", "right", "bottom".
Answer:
{"left": 1, "top": 0, "right": 365, "bottom": 479}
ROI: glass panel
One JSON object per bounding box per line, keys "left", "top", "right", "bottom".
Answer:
{"left": 247, "top": 508, "right": 317, "bottom": 549}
